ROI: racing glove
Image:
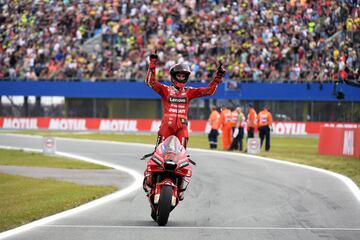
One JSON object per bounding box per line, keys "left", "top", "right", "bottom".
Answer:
{"left": 145, "top": 51, "right": 158, "bottom": 86}
{"left": 148, "top": 52, "right": 158, "bottom": 70}
{"left": 214, "top": 63, "right": 226, "bottom": 83}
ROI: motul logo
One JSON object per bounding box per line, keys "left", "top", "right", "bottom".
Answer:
{"left": 49, "top": 119, "right": 87, "bottom": 130}
{"left": 2, "top": 118, "right": 38, "bottom": 129}
{"left": 343, "top": 131, "right": 354, "bottom": 155}
{"left": 273, "top": 122, "right": 307, "bottom": 135}
{"left": 151, "top": 120, "right": 162, "bottom": 132}
{"left": 169, "top": 96, "right": 187, "bottom": 104}
{"left": 99, "top": 120, "right": 138, "bottom": 131}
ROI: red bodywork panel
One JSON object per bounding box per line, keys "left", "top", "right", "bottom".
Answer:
{"left": 144, "top": 136, "right": 193, "bottom": 209}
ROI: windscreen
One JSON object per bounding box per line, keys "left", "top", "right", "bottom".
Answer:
{"left": 160, "top": 136, "right": 184, "bottom": 162}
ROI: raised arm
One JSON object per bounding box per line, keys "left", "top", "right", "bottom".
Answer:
{"left": 145, "top": 52, "right": 158, "bottom": 87}
{"left": 145, "top": 52, "right": 166, "bottom": 95}
{"left": 187, "top": 64, "right": 226, "bottom": 99}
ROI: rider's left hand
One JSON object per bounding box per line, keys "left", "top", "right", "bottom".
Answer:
{"left": 214, "top": 62, "right": 226, "bottom": 82}
{"left": 216, "top": 62, "right": 226, "bottom": 76}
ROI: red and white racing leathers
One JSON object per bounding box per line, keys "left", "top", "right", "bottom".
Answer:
{"left": 145, "top": 67, "right": 223, "bottom": 148}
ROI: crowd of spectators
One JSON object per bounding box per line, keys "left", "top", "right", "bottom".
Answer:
{"left": 0, "top": 0, "right": 359, "bottom": 83}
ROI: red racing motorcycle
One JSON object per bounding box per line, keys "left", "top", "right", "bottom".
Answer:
{"left": 141, "top": 136, "right": 195, "bottom": 226}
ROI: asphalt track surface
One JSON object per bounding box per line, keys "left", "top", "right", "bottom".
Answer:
{"left": 0, "top": 134, "right": 359, "bottom": 240}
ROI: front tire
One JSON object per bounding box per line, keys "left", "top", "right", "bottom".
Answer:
{"left": 156, "top": 185, "right": 173, "bottom": 226}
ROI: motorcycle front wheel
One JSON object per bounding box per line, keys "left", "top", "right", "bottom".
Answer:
{"left": 156, "top": 185, "right": 173, "bottom": 226}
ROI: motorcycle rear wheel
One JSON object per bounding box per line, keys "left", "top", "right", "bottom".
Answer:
{"left": 156, "top": 185, "right": 173, "bottom": 226}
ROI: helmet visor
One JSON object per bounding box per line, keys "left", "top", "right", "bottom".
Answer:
{"left": 175, "top": 72, "right": 189, "bottom": 83}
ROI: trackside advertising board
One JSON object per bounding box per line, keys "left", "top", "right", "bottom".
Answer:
{"left": 318, "top": 127, "right": 360, "bottom": 158}
{"left": 0, "top": 117, "right": 359, "bottom": 136}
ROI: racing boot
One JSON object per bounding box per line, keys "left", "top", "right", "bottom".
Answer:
{"left": 143, "top": 176, "right": 152, "bottom": 196}
{"left": 178, "top": 189, "right": 185, "bottom": 201}
{"left": 151, "top": 209, "right": 157, "bottom": 221}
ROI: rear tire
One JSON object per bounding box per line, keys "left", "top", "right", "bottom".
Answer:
{"left": 156, "top": 185, "right": 173, "bottom": 226}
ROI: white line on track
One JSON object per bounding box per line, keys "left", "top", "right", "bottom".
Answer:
{"left": 191, "top": 148, "right": 360, "bottom": 202}
{"left": 0, "top": 144, "right": 143, "bottom": 240}
{"left": 1, "top": 133, "right": 359, "bottom": 202}
{"left": 50, "top": 134, "right": 360, "bottom": 202}
{"left": 0, "top": 133, "right": 359, "bottom": 239}
{"left": 41, "top": 224, "right": 360, "bottom": 231}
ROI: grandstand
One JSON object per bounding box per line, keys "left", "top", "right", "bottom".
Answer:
{"left": 0, "top": 0, "right": 359, "bottom": 122}
{"left": 1, "top": 0, "right": 359, "bottom": 82}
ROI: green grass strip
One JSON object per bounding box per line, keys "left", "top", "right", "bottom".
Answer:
{"left": 0, "top": 173, "right": 116, "bottom": 232}
{"left": 0, "top": 149, "right": 109, "bottom": 169}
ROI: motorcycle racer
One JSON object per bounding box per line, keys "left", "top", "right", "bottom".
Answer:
{"left": 145, "top": 52, "right": 225, "bottom": 149}
{"left": 143, "top": 52, "right": 225, "bottom": 200}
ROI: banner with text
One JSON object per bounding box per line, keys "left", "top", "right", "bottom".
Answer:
{"left": 0, "top": 117, "right": 359, "bottom": 136}
{"left": 318, "top": 126, "right": 360, "bottom": 158}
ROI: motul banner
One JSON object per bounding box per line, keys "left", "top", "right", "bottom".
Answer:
{"left": 0, "top": 117, "right": 359, "bottom": 136}
{"left": 318, "top": 127, "right": 360, "bottom": 158}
